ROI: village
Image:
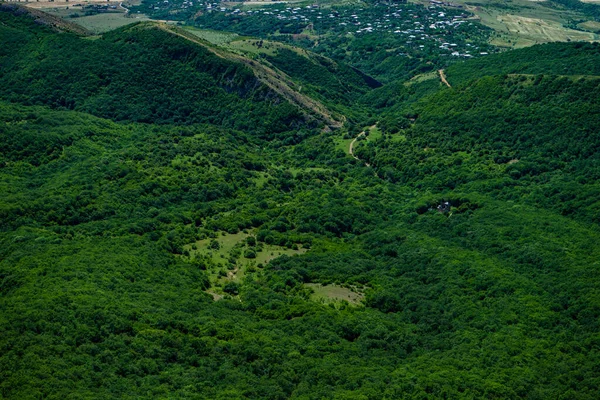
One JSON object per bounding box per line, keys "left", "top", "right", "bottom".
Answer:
{"left": 137, "top": 0, "right": 495, "bottom": 60}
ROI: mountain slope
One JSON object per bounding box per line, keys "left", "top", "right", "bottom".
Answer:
{"left": 0, "top": 8, "right": 345, "bottom": 136}
{"left": 356, "top": 66, "right": 600, "bottom": 225}
{"left": 445, "top": 42, "right": 600, "bottom": 85}
{"left": 0, "top": 3, "right": 91, "bottom": 35}
{"left": 2, "top": 9, "right": 600, "bottom": 400}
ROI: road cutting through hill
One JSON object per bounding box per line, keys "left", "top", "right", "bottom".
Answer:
{"left": 439, "top": 69, "right": 451, "bottom": 88}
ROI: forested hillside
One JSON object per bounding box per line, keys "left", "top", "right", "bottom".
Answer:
{"left": 2, "top": 4, "right": 600, "bottom": 400}
{"left": 445, "top": 41, "right": 600, "bottom": 85}
{"left": 0, "top": 6, "right": 350, "bottom": 137}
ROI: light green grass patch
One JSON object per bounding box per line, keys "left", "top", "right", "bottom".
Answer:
{"left": 184, "top": 231, "right": 307, "bottom": 289}
{"left": 497, "top": 14, "right": 598, "bottom": 43}
{"left": 578, "top": 21, "right": 600, "bottom": 33}
{"left": 366, "top": 125, "right": 382, "bottom": 141}
{"left": 253, "top": 244, "right": 307, "bottom": 266}
{"left": 305, "top": 283, "right": 365, "bottom": 305}
{"left": 404, "top": 71, "right": 438, "bottom": 86}
{"left": 334, "top": 135, "right": 354, "bottom": 154}
{"left": 227, "top": 39, "right": 284, "bottom": 56}
{"left": 182, "top": 27, "right": 240, "bottom": 45}
{"left": 252, "top": 171, "right": 270, "bottom": 187}
{"left": 67, "top": 13, "right": 152, "bottom": 34}
{"left": 439, "top": 0, "right": 596, "bottom": 47}
{"left": 190, "top": 231, "right": 249, "bottom": 261}
{"left": 390, "top": 133, "right": 407, "bottom": 143}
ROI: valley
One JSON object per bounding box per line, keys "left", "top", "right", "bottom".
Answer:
{"left": 1, "top": 1, "right": 600, "bottom": 398}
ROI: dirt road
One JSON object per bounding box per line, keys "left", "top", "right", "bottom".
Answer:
{"left": 349, "top": 125, "right": 375, "bottom": 167}
{"left": 438, "top": 69, "right": 451, "bottom": 88}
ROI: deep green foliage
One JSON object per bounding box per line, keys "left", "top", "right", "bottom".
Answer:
{"left": 0, "top": 14, "right": 309, "bottom": 137}
{"left": 446, "top": 42, "right": 600, "bottom": 85}
{"left": 549, "top": 0, "right": 600, "bottom": 21}
{"left": 1, "top": 7, "right": 600, "bottom": 400}
{"left": 266, "top": 49, "right": 379, "bottom": 106}
{"left": 356, "top": 74, "right": 600, "bottom": 223}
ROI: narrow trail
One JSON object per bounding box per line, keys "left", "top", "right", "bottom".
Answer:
{"left": 438, "top": 69, "right": 451, "bottom": 88}
{"left": 349, "top": 125, "right": 375, "bottom": 167}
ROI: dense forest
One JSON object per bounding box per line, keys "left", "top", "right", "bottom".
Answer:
{"left": 0, "top": 9, "right": 340, "bottom": 137}
{"left": 1, "top": 3, "right": 600, "bottom": 399}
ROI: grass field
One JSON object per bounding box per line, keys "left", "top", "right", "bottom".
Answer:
{"left": 305, "top": 283, "right": 365, "bottom": 305}
{"left": 39, "top": 6, "right": 154, "bottom": 34}
{"left": 180, "top": 30, "right": 307, "bottom": 61}
{"left": 498, "top": 14, "right": 597, "bottom": 43}
{"left": 71, "top": 13, "right": 152, "bottom": 34}
{"left": 425, "top": 0, "right": 599, "bottom": 47}
{"left": 366, "top": 125, "right": 382, "bottom": 141}
{"left": 183, "top": 231, "right": 307, "bottom": 290}
{"left": 579, "top": 21, "right": 600, "bottom": 33}
{"left": 404, "top": 71, "right": 438, "bottom": 86}
{"left": 32, "top": 0, "right": 177, "bottom": 34}
{"left": 334, "top": 135, "right": 354, "bottom": 154}
{"left": 182, "top": 27, "right": 240, "bottom": 45}
{"left": 252, "top": 171, "right": 271, "bottom": 188}
{"left": 228, "top": 39, "right": 281, "bottom": 56}
{"left": 22, "top": 0, "right": 123, "bottom": 9}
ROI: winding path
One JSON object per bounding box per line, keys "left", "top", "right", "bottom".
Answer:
{"left": 348, "top": 125, "right": 375, "bottom": 167}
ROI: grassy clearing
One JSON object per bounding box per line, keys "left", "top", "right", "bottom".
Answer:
{"left": 390, "top": 133, "right": 407, "bottom": 143}
{"left": 335, "top": 124, "right": 404, "bottom": 156}
{"left": 183, "top": 231, "right": 307, "bottom": 290}
{"left": 182, "top": 27, "right": 240, "bottom": 45}
{"left": 334, "top": 135, "right": 354, "bottom": 154}
{"left": 437, "top": 0, "right": 596, "bottom": 47}
{"left": 252, "top": 171, "right": 271, "bottom": 188}
{"left": 227, "top": 39, "right": 289, "bottom": 56}
{"left": 365, "top": 125, "right": 406, "bottom": 143}
{"left": 404, "top": 71, "right": 438, "bottom": 86}
{"left": 254, "top": 245, "right": 307, "bottom": 266}
{"left": 181, "top": 31, "right": 307, "bottom": 58}
{"left": 497, "top": 14, "right": 597, "bottom": 43}
{"left": 42, "top": 5, "right": 153, "bottom": 34}
{"left": 366, "top": 125, "right": 382, "bottom": 141}
{"left": 71, "top": 13, "right": 152, "bottom": 34}
{"left": 23, "top": 0, "right": 123, "bottom": 10}
{"left": 305, "top": 283, "right": 365, "bottom": 305}
{"left": 578, "top": 21, "right": 600, "bottom": 33}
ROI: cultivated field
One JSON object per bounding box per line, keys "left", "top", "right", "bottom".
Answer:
{"left": 20, "top": 0, "right": 158, "bottom": 33}
{"left": 579, "top": 21, "right": 600, "bottom": 33}
{"left": 433, "top": 0, "right": 599, "bottom": 47}
{"left": 72, "top": 13, "right": 151, "bottom": 33}
{"left": 498, "top": 14, "right": 598, "bottom": 43}
{"left": 18, "top": 0, "right": 122, "bottom": 9}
